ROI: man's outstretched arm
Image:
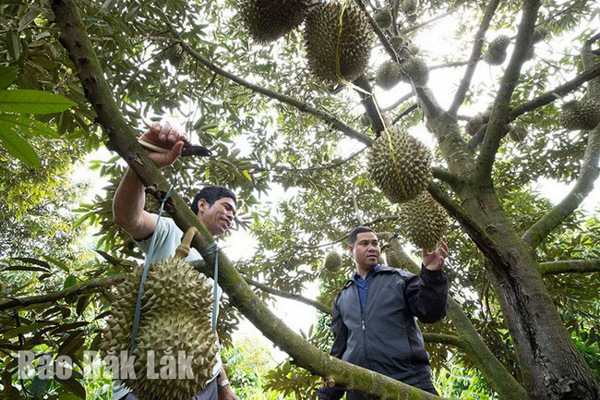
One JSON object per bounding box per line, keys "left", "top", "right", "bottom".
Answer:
{"left": 112, "top": 122, "right": 187, "bottom": 240}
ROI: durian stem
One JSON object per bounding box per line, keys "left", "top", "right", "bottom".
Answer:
{"left": 176, "top": 227, "right": 198, "bottom": 259}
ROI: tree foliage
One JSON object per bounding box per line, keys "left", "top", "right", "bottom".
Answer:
{"left": 1, "top": 0, "right": 599, "bottom": 399}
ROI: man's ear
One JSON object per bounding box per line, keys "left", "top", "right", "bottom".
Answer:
{"left": 348, "top": 245, "right": 354, "bottom": 256}
{"left": 197, "top": 198, "right": 209, "bottom": 214}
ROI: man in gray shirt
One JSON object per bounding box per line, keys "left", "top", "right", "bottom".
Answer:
{"left": 112, "top": 122, "right": 238, "bottom": 400}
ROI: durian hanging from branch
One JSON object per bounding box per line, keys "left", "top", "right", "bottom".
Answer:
{"left": 483, "top": 34, "right": 511, "bottom": 65}
{"left": 368, "top": 126, "right": 433, "bottom": 204}
{"left": 397, "top": 191, "right": 449, "bottom": 251}
{"left": 238, "top": 0, "right": 315, "bottom": 43}
{"left": 102, "top": 229, "right": 219, "bottom": 400}
{"left": 303, "top": 1, "right": 374, "bottom": 85}
{"left": 558, "top": 99, "right": 600, "bottom": 131}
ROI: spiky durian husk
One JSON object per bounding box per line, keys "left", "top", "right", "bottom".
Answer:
{"left": 508, "top": 124, "right": 527, "bottom": 142}
{"left": 324, "top": 252, "right": 342, "bottom": 272}
{"left": 386, "top": 250, "right": 412, "bottom": 270}
{"left": 398, "top": 191, "right": 448, "bottom": 251}
{"left": 368, "top": 126, "right": 433, "bottom": 204}
{"left": 401, "top": 0, "right": 418, "bottom": 14}
{"left": 375, "top": 61, "right": 402, "bottom": 90}
{"left": 389, "top": 36, "right": 405, "bottom": 53}
{"left": 125, "top": 312, "right": 219, "bottom": 400}
{"left": 374, "top": 9, "right": 392, "bottom": 29}
{"left": 465, "top": 113, "right": 485, "bottom": 136}
{"left": 239, "top": 0, "right": 312, "bottom": 43}
{"left": 558, "top": 100, "right": 600, "bottom": 131}
{"left": 400, "top": 57, "right": 429, "bottom": 87}
{"left": 532, "top": 27, "right": 548, "bottom": 43}
{"left": 483, "top": 34, "right": 510, "bottom": 65}
{"left": 102, "top": 257, "right": 217, "bottom": 399}
{"left": 304, "top": 2, "right": 373, "bottom": 84}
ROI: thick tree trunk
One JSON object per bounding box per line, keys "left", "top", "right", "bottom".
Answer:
{"left": 462, "top": 187, "right": 600, "bottom": 399}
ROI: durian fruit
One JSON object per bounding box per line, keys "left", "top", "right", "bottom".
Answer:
{"left": 238, "top": 0, "right": 313, "bottom": 43}
{"left": 374, "top": 9, "right": 393, "bottom": 30}
{"left": 165, "top": 44, "right": 186, "bottom": 69}
{"left": 389, "top": 36, "right": 406, "bottom": 54}
{"left": 304, "top": 2, "right": 373, "bottom": 84}
{"left": 398, "top": 191, "right": 449, "bottom": 251}
{"left": 103, "top": 241, "right": 218, "bottom": 399}
{"left": 508, "top": 124, "right": 527, "bottom": 142}
{"left": 375, "top": 61, "right": 403, "bottom": 90}
{"left": 558, "top": 99, "right": 600, "bottom": 131}
{"left": 465, "top": 113, "right": 485, "bottom": 136}
{"left": 368, "top": 126, "right": 433, "bottom": 204}
{"left": 324, "top": 252, "right": 342, "bottom": 272}
{"left": 408, "top": 44, "right": 420, "bottom": 55}
{"left": 402, "top": 0, "right": 418, "bottom": 14}
{"left": 483, "top": 34, "right": 510, "bottom": 65}
{"left": 532, "top": 27, "right": 548, "bottom": 43}
{"left": 386, "top": 250, "right": 411, "bottom": 270}
{"left": 400, "top": 57, "right": 429, "bottom": 87}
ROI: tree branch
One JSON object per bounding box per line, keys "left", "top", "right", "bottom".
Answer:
{"left": 448, "top": 0, "right": 501, "bottom": 116}
{"left": 539, "top": 260, "right": 600, "bottom": 275}
{"left": 400, "top": 8, "right": 457, "bottom": 35}
{"left": 243, "top": 276, "right": 332, "bottom": 315}
{"left": 522, "top": 46, "right": 600, "bottom": 247}
{"left": 475, "top": 0, "right": 542, "bottom": 185}
{"left": 0, "top": 276, "right": 123, "bottom": 312}
{"left": 166, "top": 24, "right": 374, "bottom": 146}
{"left": 432, "top": 167, "right": 463, "bottom": 187}
{"left": 353, "top": 75, "right": 386, "bottom": 133}
{"left": 51, "top": 1, "right": 437, "bottom": 397}
{"left": 510, "top": 64, "right": 600, "bottom": 120}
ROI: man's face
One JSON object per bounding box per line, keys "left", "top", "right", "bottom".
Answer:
{"left": 349, "top": 231, "right": 380, "bottom": 269}
{"left": 196, "top": 197, "right": 237, "bottom": 236}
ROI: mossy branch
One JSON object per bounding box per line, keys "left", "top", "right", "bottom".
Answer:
{"left": 539, "top": 259, "right": 600, "bottom": 275}
{"left": 448, "top": 0, "right": 500, "bottom": 116}
{"left": 475, "top": 0, "right": 542, "bottom": 185}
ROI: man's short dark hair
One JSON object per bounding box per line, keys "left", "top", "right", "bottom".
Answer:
{"left": 190, "top": 186, "right": 237, "bottom": 214}
{"left": 349, "top": 226, "right": 375, "bottom": 245}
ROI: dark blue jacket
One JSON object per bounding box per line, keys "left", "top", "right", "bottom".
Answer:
{"left": 330, "top": 265, "right": 448, "bottom": 392}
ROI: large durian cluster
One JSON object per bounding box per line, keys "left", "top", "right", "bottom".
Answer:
{"left": 483, "top": 35, "right": 511, "bottom": 65}
{"left": 368, "top": 126, "right": 433, "bottom": 204}
{"left": 102, "top": 257, "right": 218, "bottom": 399}
{"left": 558, "top": 99, "right": 600, "bottom": 131}
{"left": 238, "top": 0, "right": 313, "bottom": 43}
{"left": 398, "top": 191, "right": 448, "bottom": 251}
{"left": 304, "top": 2, "right": 373, "bottom": 84}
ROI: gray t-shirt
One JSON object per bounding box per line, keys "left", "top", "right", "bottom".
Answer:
{"left": 112, "top": 216, "right": 222, "bottom": 399}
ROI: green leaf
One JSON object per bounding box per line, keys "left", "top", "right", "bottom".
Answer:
{"left": 2, "top": 265, "right": 49, "bottom": 273}
{"left": 2, "top": 322, "right": 54, "bottom": 339}
{"left": 0, "top": 66, "right": 18, "bottom": 90}
{"left": 0, "top": 90, "right": 76, "bottom": 114}
{"left": 0, "top": 122, "right": 41, "bottom": 167}
{"left": 56, "top": 377, "right": 86, "bottom": 399}
{"left": 29, "top": 376, "right": 49, "bottom": 398}
{"left": 63, "top": 274, "right": 78, "bottom": 289}
{"left": 42, "top": 255, "right": 70, "bottom": 273}
{"left": 11, "top": 257, "right": 51, "bottom": 269}
{"left": 0, "top": 114, "right": 61, "bottom": 138}
{"left": 6, "top": 30, "right": 20, "bottom": 61}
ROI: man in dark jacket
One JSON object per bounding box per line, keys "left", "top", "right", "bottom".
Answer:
{"left": 319, "top": 226, "right": 448, "bottom": 399}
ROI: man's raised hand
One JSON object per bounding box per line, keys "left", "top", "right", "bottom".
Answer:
{"left": 139, "top": 121, "right": 188, "bottom": 168}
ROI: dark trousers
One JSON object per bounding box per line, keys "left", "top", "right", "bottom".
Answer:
{"left": 346, "top": 386, "right": 439, "bottom": 399}
{"left": 119, "top": 379, "right": 218, "bottom": 400}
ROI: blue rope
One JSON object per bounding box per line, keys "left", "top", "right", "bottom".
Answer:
{"left": 129, "top": 185, "right": 175, "bottom": 353}
{"left": 203, "top": 242, "right": 220, "bottom": 334}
